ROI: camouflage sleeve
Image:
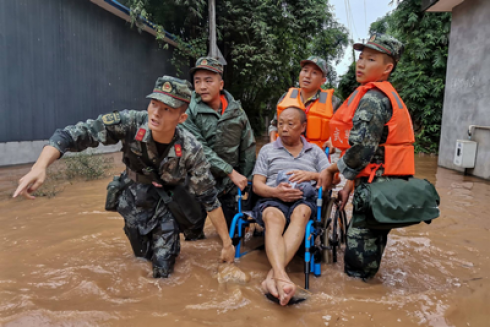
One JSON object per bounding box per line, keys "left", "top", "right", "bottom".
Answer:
{"left": 184, "top": 136, "right": 221, "bottom": 212}
{"left": 48, "top": 110, "right": 141, "bottom": 156}
{"left": 238, "top": 114, "right": 256, "bottom": 180}
{"left": 268, "top": 92, "right": 287, "bottom": 134}
{"left": 180, "top": 110, "right": 233, "bottom": 178}
{"left": 337, "top": 90, "right": 392, "bottom": 180}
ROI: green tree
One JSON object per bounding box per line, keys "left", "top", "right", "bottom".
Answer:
{"left": 337, "top": 61, "right": 357, "bottom": 101}
{"left": 122, "top": 0, "right": 348, "bottom": 134}
{"left": 339, "top": 0, "right": 451, "bottom": 153}
{"left": 369, "top": 14, "right": 389, "bottom": 35}
{"left": 388, "top": 0, "right": 451, "bottom": 153}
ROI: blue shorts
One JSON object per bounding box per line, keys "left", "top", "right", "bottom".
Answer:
{"left": 252, "top": 197, "right": 316, "bottom": 227}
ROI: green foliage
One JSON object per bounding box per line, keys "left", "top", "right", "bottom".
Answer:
{"left": 388, "top": 0, "right": 451, "bottom": 153}
{"left": 5, "top": 154, "right": 115, "bottom": 199}
{"left": 337, "top": 62, "right": 358, "bottom": 101}
{"left": 339, "top": 0, "right": 451, "bottom": 153}
{"left": 122, "top": 0, "right": 348, "bottom": 134}
{"left": 369, "top": 14, "right": 390, "bottom": 35}
{"left": 63, "top": 153, "right": 115, "bottom": 181}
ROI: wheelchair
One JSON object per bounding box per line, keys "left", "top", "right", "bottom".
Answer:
{"left": 228, "top": 182, "right": 348, "bottom": 290}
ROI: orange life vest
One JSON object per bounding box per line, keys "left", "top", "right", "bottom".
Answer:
{"left": 277, "top": 88, "right": 334, "bottom": 148}
{"left": 330, "top": 82, "right": 415, "bottom": 181}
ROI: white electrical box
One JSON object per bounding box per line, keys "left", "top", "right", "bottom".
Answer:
{"left": 453, "top": 140, "right": 477, "bottom": 168}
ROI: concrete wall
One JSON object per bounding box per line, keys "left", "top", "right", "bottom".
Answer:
{"left": 0, "top": 141, "right": 121, "bottom": 167}
{"left": 0, "top": 0, "right": 185, "bottom": 166}
{"left": 438, "top": 0, "right": 490, "bottom": 179}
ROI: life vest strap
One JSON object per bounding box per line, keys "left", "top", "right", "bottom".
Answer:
{"left": 305, "top": 102, "right": 314, "bottom": 114}
{"left": 366, "top": 163, "right": 384, "bottom": 183}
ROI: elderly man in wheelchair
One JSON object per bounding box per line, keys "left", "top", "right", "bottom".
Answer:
{"left": 244, "top": 106, "right": 339, "bottom": 305}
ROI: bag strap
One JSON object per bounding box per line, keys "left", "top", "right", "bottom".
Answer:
{"left": 154, "top": 186, "right": 173, "bottom": 205}
{"left": 366, "top": 163, "right": 383, "bottom": 183}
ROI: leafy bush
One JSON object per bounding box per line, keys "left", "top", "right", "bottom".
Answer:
{"left": 6, "top": 153, "right": 116, "bottom": 199}
{"left": 63, "top": 153, "right": 115, "bottom": 181}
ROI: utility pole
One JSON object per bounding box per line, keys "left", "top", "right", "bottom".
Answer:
{"left": 207, "top": 0, "right": 226, "bottom": 65}
{"left": 208, "top": 0, "right": 217, "bottom": 58}
{"left": 352, "top": 42, "right": 356, "bottom": 63}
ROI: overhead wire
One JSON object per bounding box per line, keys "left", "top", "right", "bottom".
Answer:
{"left": 364, "top": 0, "right": 367, "bottom": 31}
{"left": 343, "top": 0, "right": 352, "bottom": 40}
{"left": 346, "top": 0, "right": 359, "bottom": 40}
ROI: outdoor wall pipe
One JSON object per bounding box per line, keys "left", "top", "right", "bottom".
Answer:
{"left": 468, "top": 125, "right": 490, "bottom": 140}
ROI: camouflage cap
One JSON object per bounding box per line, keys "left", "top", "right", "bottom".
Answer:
{"left": 353, "top": 33, "right": 405, "bottom": 63}
{"left": 300, "top": 56, "right": 328, "bottom": 76}
{"left": 146, "top": 76, "right": 192, "bottom": 109}
{"left": 190, "top": 57, "right": 224, "bottom": 76}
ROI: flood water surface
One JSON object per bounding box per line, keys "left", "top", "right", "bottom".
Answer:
{"left": 1, "top": 156, "right": 489, "bottom": 327}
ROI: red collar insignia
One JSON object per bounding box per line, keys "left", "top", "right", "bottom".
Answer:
{"left": 174, "top": 144, "right": 182, "bottom": 157}
{"left": 135, "top": 128, "right": 146, "bottom": 142}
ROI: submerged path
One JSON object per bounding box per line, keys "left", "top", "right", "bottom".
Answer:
{"left": 0, "top": 153, "right": 488, "bottom": 327}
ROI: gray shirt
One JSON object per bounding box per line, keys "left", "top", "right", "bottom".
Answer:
{"left": 253, "top": 136, "right": 331, "bottom": 187}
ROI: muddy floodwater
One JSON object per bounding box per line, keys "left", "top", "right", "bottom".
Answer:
{"left": 0, "top": 154, "right": 489, "bottom": 327}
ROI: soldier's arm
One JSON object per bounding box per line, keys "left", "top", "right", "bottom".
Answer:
{"left": 268, "top": 92, "right": 287, "bottom": 139}
{"left": 336, "top": 91, "right": 392, "bottom": 180}
{"left": 13, "top": 110, "right": 141, "bottom": 199}
{"left": 184, "top": 141, "right": 234, "bottom": 261}
{"left": 268, "top": 112, "right": 278, "bottom": 135}
{"left": 48, "top": 110, "right": 140, "bottom": 156}
{"left": 180, "top": 111, "right": 233, "bottom": 178}
{"left": 238, "top": 114, "right": 256, "bottom": 180}
{"left": 13, "top": 146, "right": 62, "bottom": 199}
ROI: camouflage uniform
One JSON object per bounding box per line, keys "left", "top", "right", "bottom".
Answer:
{"left": 181, "top": 57, "right": 256, "bottom": 228}
{"left": 337, "top": 34, "right": 406, "bottom": 280}
{"left": 48, "top": 76, "right": 220, "bottom": 278}
{"left": 268, "top": 56, "right": 342, "bottom": 135}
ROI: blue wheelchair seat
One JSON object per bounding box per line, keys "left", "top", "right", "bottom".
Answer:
{"left": 229, "top": 183, "right": 335, "bottom": 290}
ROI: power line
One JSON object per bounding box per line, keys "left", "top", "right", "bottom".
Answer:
{"left": 343, "top": 0, "right": 359, "bottom": 41}
{"left": 346, "top": 0, "right": 359, "bottom": 40}
{"left": 364, "top": 0, "right": 367, "bottom": 32}
{"left": 343, "top": 0, "right": 351, "bottom": 40}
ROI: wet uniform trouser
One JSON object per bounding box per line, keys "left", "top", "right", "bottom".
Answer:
{"left": 344, "top": 177, "right": 391, "bottom": 280}
{"left": 184, "top": 191, "right": 237, "bottom": 239}
{"left": 117, "top": 178, "right": 180, "bottom": 278}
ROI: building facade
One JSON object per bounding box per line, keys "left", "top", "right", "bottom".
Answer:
{"left": 0, "top": 0, "right": 183, "bottom": 166}
{"left": 424, "top": 0, "right": 490, "bottom": 179}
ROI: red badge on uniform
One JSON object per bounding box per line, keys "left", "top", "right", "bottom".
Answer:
{"left": 135, "top": 128, "right": 146, "bottom": 141}
{"left": 174, "top": 144, "right": 182, "bottom": 157}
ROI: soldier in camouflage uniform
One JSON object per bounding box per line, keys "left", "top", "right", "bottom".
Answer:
{"left": 13, "top": 76, "right": 235, "bottom": 278}
{"left": 180, "top": 57, "right": 256, "bottom": 230}
{"left": 268, "top": 56, "right": 342, "bottom": 144}
{"left": 319, "top": 34, "right": 407, "bottom": 280}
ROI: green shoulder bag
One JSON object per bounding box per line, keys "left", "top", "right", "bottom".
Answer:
{"left": 357, "top": 178, "right": 440, "bottom": 230}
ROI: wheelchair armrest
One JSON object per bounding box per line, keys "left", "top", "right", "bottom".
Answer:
{"left": 237, "top": 182, "right": 260, "bottom": 212}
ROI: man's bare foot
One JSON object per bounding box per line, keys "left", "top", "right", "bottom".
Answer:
{"left": 275, "top": 274, "right": 296, "bottom": 306}
{"left": 261, "top": 269, "right": 278, "bottom": 298}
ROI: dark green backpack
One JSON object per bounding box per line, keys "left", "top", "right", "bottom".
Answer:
{"left": 356, "top": 178, "right": 440, "bottom": 229}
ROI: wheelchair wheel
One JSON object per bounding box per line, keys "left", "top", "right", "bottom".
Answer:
{"left": 321, "top": 197, "right": 347, "bottom": 264}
